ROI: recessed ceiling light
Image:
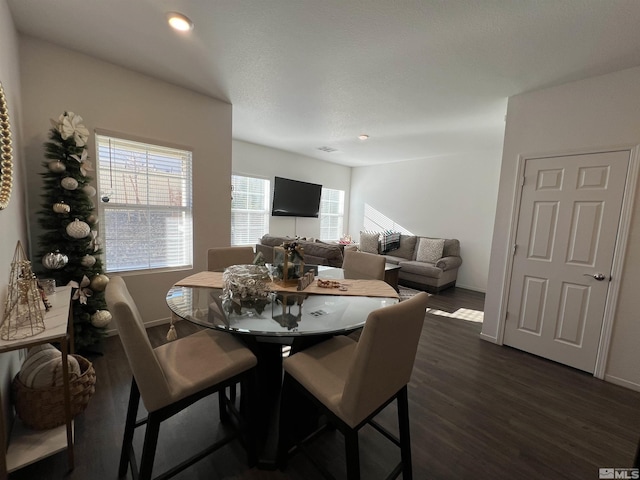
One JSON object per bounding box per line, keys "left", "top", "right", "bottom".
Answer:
{"left": 167, "top": 12, "right": 194, "bottom": 32}
{"left": 358, "top": 134, "right": 369, "bottom": 140}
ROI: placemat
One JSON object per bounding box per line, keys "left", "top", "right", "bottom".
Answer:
{"left": 174, "top": 271, "right": 399, "bottom": 299}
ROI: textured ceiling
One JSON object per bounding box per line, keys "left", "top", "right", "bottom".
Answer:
{"left": 8, "top": 0, "right": 640, "bottom": 167}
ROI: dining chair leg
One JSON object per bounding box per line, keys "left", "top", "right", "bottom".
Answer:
{"left": 397, "top": 386, "right": 413, "bottom": 480}
{"left": 218, "top": 390, "right": 230, "bottom": 422}
{"left": 119, "top": 378, "right": 140, "bottom": 477}
{"left": 139, "top": 413, "right": 161, "bottom": 480}
{"left": 344, "top": 429, "right": 360, "bottom": 480}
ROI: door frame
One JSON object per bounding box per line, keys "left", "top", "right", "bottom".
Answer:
{"left": 495, "top": 144, "right": 640, "bottom": 379}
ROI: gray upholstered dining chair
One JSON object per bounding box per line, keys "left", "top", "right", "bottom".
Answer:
{"left": 342, "top": 250, "right": 386, "bottom": 280}
{"left": 279, "top": 291, "right": 429, "bottom": 479}
{"left": 106, "top": 276, "right": 258, "bottom": 480}
{"left": 207, "top": 245, "right": 256, "bottom": 402}
{"left": 207, "top": 246, "right": 255, "bottom": 271}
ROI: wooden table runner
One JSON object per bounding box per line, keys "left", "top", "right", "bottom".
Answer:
{"left": 174, "top": 271, "right": 399, "bottom": 299}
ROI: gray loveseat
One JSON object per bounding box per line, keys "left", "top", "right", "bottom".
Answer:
{"left": 359, "top": 233, "right": 462, "bottom": 293}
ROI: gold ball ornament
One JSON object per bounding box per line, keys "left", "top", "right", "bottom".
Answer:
{"left": 61, "top": 177, "right": 78, "bottom": 190}
{"left": 80, "top": 254, "right": 96, "bottom": 267}
{"left": 66, "top": 218, "right": 91, "bottom": 239}
{"left": 52, "top": 202, "right": 70, "bottom": 214}
{"left": 89, "top": 274, "right": 109, "bottom": 292}
{"left": 48, "top": 160, "right": 66, "bottom": 173}
{"left": 90, "top": 310, "right": 112, "bottom": 328}
{"left": 82, "top": 185, "right": 96, "bottom": 197}
{"left": 87, "top": 214, "right": 98, "bottom": 225}
{"left": 42, "top": 251, "right": 68, "bottom": 270}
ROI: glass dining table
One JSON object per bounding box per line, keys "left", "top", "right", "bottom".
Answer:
{"left": 165, "top": 266, "right": 398, "bottom": 468}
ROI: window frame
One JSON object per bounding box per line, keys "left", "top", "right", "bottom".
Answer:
{"left": 231, "top": 173, "right": 271, "bottom": 246}
{"left": 319, "top": 187, "right": 345, "bottom": 241}
{"left": 95, "top": 131, "right": 194, "bottom": 274}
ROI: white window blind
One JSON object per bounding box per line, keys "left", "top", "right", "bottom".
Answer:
{"left": 231, "top": 175, "right": 270, "bottom": 245}
{"left": 96, "top": 134, "right": 193, "bottom": 273}
{"left": 319, "top": 188, "right": 345, "bottom": 240}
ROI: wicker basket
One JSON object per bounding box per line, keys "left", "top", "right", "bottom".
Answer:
{"left": 11, "top": 354, "right": 97, "bottom": 430}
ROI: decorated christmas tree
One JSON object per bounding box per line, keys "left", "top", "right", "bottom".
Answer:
{"left": 37, "top": 112, "right": 112, "bottom": 352}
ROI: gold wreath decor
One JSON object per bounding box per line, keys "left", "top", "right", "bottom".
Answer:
{"left": 0, "top": 81, "right": 13, "bottom": 210}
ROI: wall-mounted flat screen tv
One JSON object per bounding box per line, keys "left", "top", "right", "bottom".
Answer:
{"left": 271, "top": 176, "right": 322, "bottom": 217}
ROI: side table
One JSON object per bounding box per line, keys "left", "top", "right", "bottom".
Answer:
{"left": 384, "top": 263, "right": 402, "bottom": 292}
{"left": 0, "top": 286, "right": 74, "bottom": 478}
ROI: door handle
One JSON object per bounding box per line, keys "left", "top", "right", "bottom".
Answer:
{"left": 583, "top": 273, "right": 607, "bottom": 281}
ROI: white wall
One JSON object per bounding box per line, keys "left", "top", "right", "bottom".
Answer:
{"left": 19, "top": 36, "right": 232, "bottom": 325}
{"left": 0, "top": 0, "right": 28, "bottom": 442}
{"left": 349, "top": 150, "right": 503, "bottom": 292}
{"left": 232, "top": 139, "right": 352, "bottom": 240}
{"left": 483, "top": 65, "right": 640, "bottom": 391}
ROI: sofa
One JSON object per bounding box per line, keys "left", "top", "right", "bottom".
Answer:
{"left": 255, "top": 234, "right": 344, "bottom": 268}
{"left": 359, "top": 232, "right": 462, "bottom": 293}
{"left": 255, "top": 233, "right": 461, "bottom": 293}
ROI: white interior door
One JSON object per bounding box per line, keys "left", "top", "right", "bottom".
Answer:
{"left": 504, "top": 151, "right": 629, "bottom": 373}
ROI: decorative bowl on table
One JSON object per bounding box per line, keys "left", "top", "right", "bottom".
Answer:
{"left": 221, "top": 264, "right": 271, "bottom": 315}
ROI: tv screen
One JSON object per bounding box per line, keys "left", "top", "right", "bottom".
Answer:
{"left": 272, "top": 177, "right": 322, "bottom": 217}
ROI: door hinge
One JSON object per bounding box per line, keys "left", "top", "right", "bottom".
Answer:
{"left": 513, "top": 244, "right": 518, "bottom": 255}
{"left": 520, "top": 175, "right": 525, "bottom": 187}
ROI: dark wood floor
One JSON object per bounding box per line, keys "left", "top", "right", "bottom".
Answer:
{"left": 9, "top": 287, "right": 640, "bottom": 479}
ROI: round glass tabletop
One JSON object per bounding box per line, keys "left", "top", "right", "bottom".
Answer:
{"left": 166, "top": 285, "right": 397, "bottom": 337}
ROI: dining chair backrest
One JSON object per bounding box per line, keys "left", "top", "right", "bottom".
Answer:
{"left": 342, "top": 250, "right": 386, "bottom": 281}
{"left": 340, "top": 292, "right": 429, "bottom": 427}
{"left": 207, "top": 246, "right": 255, "bottom": 271}
{"left": 106, "top": 276, "right": 172, "bottom": 412}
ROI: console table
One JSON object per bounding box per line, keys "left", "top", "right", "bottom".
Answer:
{"left": 0, "top": 286, "right": 74, "bottom": 478}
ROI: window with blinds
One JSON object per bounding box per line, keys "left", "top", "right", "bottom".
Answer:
{"left": 231, "top": 175, "right": 270, "bottom": 246}
{"left": 319, "top": 188, "right": 345, "bottom": 240}
{"left": 96, "top": 134, "right": 193, "bottom": 273}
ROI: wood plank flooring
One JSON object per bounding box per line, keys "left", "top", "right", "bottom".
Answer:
{"left": 8, "top": 287, "right": 640, "bottom": 479}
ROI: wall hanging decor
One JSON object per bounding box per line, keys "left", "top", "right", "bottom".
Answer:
{"left": 0, "top": 81, "right": 13, "bottom": 210}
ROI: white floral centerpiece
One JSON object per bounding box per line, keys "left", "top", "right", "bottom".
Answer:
{"left": 222, "top": 264, "right": 271, "bottom": 315}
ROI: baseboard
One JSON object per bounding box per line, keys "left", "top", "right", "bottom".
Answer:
{"left": 479, "top": 332, "right": 499, "bottom": 344}
{"left": 455, "top": 283, "right": 486, "bottom": 293}
{"left": 604, "top": 373, "right": 640, "bottom": 393}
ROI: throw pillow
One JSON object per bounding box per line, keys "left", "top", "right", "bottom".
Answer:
{"left": 380, "top": 231, "right": 401, "bottom": 254}
{"left": 416, "top": 238, "right": 445, "bottom": 263}
{"left": 359, "top": 231, "right": 380, "bottom": 254}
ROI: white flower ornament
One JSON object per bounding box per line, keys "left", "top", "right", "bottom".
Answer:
{"left": 70, "top": 149, "right": 87, "bottom": 164}
{"left": 51, "top": 112, "right": 90, "bottom": 147}
{"left": 68, "top": 275, "right": 93, "bottom": 304}
{"left": 80, "top": 159, "right": 93, "bottom": 177}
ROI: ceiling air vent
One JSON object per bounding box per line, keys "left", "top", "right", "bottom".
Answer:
{"left": 317, "top": 146, "right": 337, "bottom": 153}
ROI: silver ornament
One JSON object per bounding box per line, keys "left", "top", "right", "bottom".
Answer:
{"left": 52, "top": 202, "right": 70, "bottom": 214}
{"left": 91, "top": 310, "right": 112, "bottom": 328}
{"left": 42, "top": 251, "right": 68, "bottom": 269}
{"left": 48, "top": 160, "right": 66, "bottom": 173}
{"left": 66, "top": 218, "right": 91, "bottom": 239}
{"left": 61, "top": 177, "right": 78, "bottom": 190}
{"left": 82, "top": 185, "right": 96, "bottom": 197}
{"left": 80, "top": 254, "right": 96, "bottom": 267}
